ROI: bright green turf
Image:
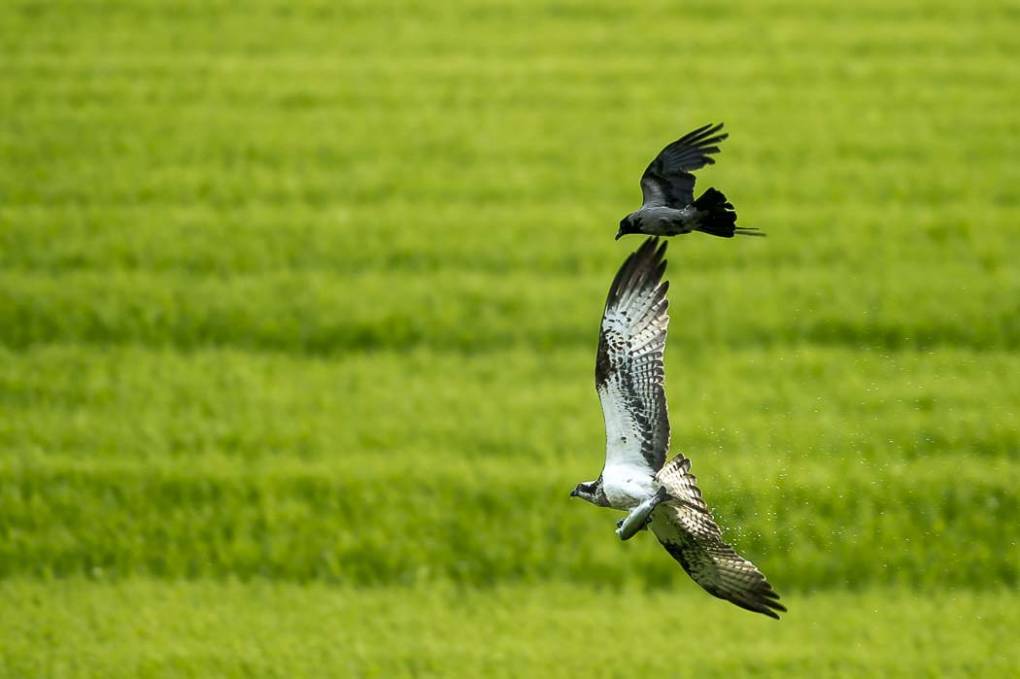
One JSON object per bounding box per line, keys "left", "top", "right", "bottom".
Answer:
{"left": 2, "top": 345, "right": 1017, "bottom": 588}
{"left": 1, "top": 0, "right": 1018, "bottom": 675}
{"left": 2, "top": 580, "right": 1018, "bottom": 678}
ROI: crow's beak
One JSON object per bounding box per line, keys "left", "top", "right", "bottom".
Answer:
{"left": 614, "top": 230, "right": 624, "bottom": 240}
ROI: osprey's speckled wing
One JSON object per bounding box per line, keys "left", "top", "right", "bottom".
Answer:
{"left": 650, "top": 455, "right": 786, "bottom": 619}
{"left": 596, "top": 237, "right": 671, "bottom": 476}
{"left": 640, "top": 123, "right": 728, "bottom": 208}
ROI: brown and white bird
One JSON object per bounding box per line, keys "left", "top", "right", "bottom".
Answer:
{"left": 616, "top": 123, "right": 763, "bottom": 239}
{"left": 570, "top": 237, "right": 784, "bottom": 619}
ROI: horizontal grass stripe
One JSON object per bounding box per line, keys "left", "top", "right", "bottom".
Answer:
{"left": 1, "top": 455, "right": 1015, "bottom": 588}
{"left": 1, "top": 580, "right": 1016, "bottom": 677}
{"left": 0, "top": 580, "right": 1016, "bottom": 677}
{"left": 1, "top": 345, "right": 1016, "bottom": 463}
{"left": 1, "top": 203, "right": 1017, "bottom": 276}
{"left": 2, "top": 265, "right": 1016, "bottom": 353}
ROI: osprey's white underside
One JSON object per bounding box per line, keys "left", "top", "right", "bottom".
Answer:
{"left": 598, "top": 377, "right": 661, "bottom": 510}
{"left": 602, "top": 461, "right": 658, "bottom": 509}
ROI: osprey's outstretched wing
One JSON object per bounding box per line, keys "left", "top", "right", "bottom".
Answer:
{"left": 640, "top": 123, "right": 727, "bottom": 208}
{"left": 650, "top": 455, "right": 786, "bottom": 619}
{"left": 596, "top": 237, "right": 671, "bottom": 476}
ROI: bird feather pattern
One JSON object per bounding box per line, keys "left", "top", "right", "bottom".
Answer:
{"left": 650, "top": 454, "right": 787, "bottom": 619}
{"left": 640, "top": 122, "right": 728, "bottom": 208}
{"left": 596, "top": 237, "right": 671, "bottom": 476}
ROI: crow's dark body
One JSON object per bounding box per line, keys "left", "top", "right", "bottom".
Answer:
{"left": 621, "top": 205, "right": 700, "bottom": 237}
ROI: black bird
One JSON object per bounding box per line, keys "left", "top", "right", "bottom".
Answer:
{"left": 617, "top": 123, "right": 763, "bottom": 240}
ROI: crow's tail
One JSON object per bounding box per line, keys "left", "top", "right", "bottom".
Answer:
{"left": 693, "top": 187, "right": 763, "bottom": 238}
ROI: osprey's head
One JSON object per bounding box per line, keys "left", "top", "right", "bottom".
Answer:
{"left": 616, "top": 214, "right": 639, "bottom": 240}
{"left": 570, "top": 479, "right": 607, "bottom": 506}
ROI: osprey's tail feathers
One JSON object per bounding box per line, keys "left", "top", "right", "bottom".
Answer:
{"left": 692, "top": 187, "right": 763, "bottom": 238}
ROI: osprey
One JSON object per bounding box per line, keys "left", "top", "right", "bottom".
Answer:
{"left": 617, "top": 123, "right": 763, "bottom": 240}
{"left": 570, "top": 237, "right": 785, "bottom": 619}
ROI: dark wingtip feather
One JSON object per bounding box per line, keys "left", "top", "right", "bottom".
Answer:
{"left": 691, "top": 121, "right": 724, "bottom": 137}
{"left": 675, "top": 123, "right": 726, "bottom": 149}
{"left": 715, "top": 592, "right": 782, "bottom": 620}
{"left": 746, "top": 596, "right": 786, "bottom": 619}
{"left": 603, "top": 237, "right": 667, "bottom": 311}
{"left": 681, "top": 122, "right": 716, "bottom": 141}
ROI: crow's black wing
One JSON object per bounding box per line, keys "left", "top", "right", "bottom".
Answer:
{"left": 640, "top": 123, "right": 727, "bottom": 208}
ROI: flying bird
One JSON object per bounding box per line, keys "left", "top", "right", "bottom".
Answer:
{"left": 617, "top": 123, "right": 763, "bottom": 240}
{"left": 570, "top": 237, "right": 785, "bottom": 619}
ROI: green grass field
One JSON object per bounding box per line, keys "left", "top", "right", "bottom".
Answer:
{"left": 1, "top": 0, "right": 1018, "bottom": 676}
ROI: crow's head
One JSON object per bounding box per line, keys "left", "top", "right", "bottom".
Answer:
{"left": 616, "top": 214, "right": 638, "bottom": 240}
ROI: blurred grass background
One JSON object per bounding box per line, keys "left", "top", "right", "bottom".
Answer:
{"left": 1, "top": 0, "right": 1018, "bottom": 676}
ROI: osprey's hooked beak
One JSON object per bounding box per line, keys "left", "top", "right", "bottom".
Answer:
{"left": 569, "top": 487, "right": 579, "bottom": 498}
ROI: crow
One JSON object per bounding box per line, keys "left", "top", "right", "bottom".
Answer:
{"left": 616, "top": 123, "right": 763, "bottom": 239}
